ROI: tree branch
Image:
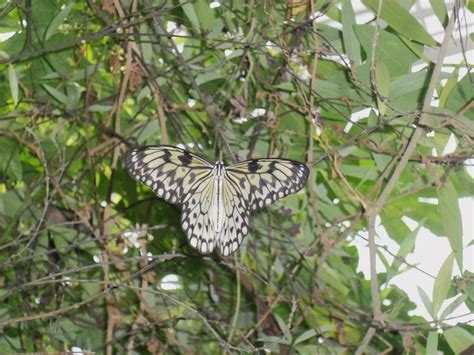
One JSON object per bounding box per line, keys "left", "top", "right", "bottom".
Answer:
{"left": 356, "top": 1, "right": 459, "bottom": 353}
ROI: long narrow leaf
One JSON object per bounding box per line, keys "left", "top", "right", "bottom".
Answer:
{"left": 8, "top": 64, "right": 18, "bottom": 104}
{"left": 432, "top": 253, "right": 454, "bottom": 317}
{"left": 45, "top": 3, "right": 74, "bottom": 41}
{"left": 437, "top": 180, "right": 463, "bottom": 270}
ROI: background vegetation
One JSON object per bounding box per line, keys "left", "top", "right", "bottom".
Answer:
{"left": 0, "top": 0, "right": 472, "bottom": 353}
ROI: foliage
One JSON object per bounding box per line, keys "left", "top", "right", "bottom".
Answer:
{"left": 0, "top": 0, "right": 472, "bottom": 353}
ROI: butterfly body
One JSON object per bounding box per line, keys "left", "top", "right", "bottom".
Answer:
{"left": 125, "top": 145, "right": 309, "bottom": 256}
{"left": 212, "top": 161, "right": 225, "bottom": 234}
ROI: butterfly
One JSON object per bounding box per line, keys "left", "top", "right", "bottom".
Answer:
{"left": 125, "top": 145, "right": 309, "bottom": 256}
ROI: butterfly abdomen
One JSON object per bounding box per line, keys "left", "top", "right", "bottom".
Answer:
{"left": 212, "top": 162, "right": 225, "bottom": 233}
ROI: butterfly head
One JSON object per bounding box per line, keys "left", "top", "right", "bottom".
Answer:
{"left": 214, "top": 161, "right": 226, "bottom": 177}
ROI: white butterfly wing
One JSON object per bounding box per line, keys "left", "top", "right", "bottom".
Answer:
{"left": 216, "top": 176, "right": 250, "bottom": 256}
{"left": 125, "top": 145, "right": 213, "bottom": 204}
{"left": 180, "top": 165, "right": 251, "bottom": 256}
{"left": 126, "top": 145, "right": 219, "bottom": 254}
{"left": 180, "top": 175, "right": 217, "bottom": 254}
{"left": 225, "top": 158, "right": 309, "bottom": 211}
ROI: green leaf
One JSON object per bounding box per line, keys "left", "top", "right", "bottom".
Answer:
{"left": 375, "top": 60, "right": 390, "bottom": 115}
{"left": 140, "top": 24, "right": 153, "bottom": 64}
{"left": 354, "top": 25, "right": 419, "bottom": 77}
{"left": 323, "top": 3, "right": 342, "bottom": 22}
{"left": 430, "top": 0, "right": 448, "bottom": 27}
{"left": 426, "top": 331, "right": 438, "bottom": 354}
{"left": 339, "top": 145, "right": 358, "bottom": 157}
{"left": 381, "top": 205, "right": 413, "bottom": 244}
{"left": 469, "top": 1, "right": 474, "bottom": 12}
{"left": 386, "top": 222, "right": 421, "bottom": 281}
{"left": 87, "top": 104, "right": 113, "bottom": 112}
{"left": 274, "top": 82, "right": 296, "bottom": 91}
{"left": 43, "top": 84, "right": 70, "bottom": 106}
{"left": 296, "top": 345, "right": 320, "bottom": 354}
{"left": 445, "top": 73, "right": 474, "bottom": 115}
{"left": 45, "top": 3, "right": 74, "bottom": 41}
{"left": 0, "top": 191, "right": 22, "bottom": 217}
{"left": 31, "top": 0, "right": 59, "bottom": 36}
{"left": 437, "top": 180, "right": 463, "bottom": 269}
{"left": 194, "top": 0, "right": 220, "bottom": 33}
{"left": 195, "top": 71, "right": 224, "bottom": 85}
{"left": 372, "top": 153, "right": 391, "bottom": 170}
{"left": 439, "top": 293, "right": 468, "bottom": 321}
{"left": 66, "top": 83, "right": 80, "bottom": 107}
{"left": 225, "top": 48, "right": 244, "bottom": 60}
{"left": 432, "top": 253, "right": 454, "bottom": 317}
{"left": 417, "top": 285, "right": 432, "bottom": 316}
{"left": 398, "top": 35, "right": 432, "bottom": 63}
{"left": 444, "top": 326, "right": 474, "bottom": 353}
{"left": 377, "top": 248, "right": 391, "bottom": 272}
{"left": 273, "top": 313, "right": 288, "bottom": 334}
{"left": 439, "top": 67, "right": 459, "bottom": 108}
{"left": 50, "top": 226, "right": 77, "bottom": 248}
{"left": 0, "top": 137, "right": 22, "bottom": 180}
{"left": 340, "top": 164, "right": 378, "bottom": 180}
{"left": 367, "top": 109, "right": 378, "bottom": 127}
{"left": 362, "top": 0, "right": 438, "bottom": 46}
{"left": 341, "top": 0, "right": 361, "bottom": 64}
{"left": 7, "top": 64, "right": 18, "bottom": 104}
{"left": 389, "top": 70, "right": 430, "bottom": 98}
{"left": 295, "top": 329, "right": 317, "bottom": 344}
{"left": 181, "top": 2, "right": 201, "bottom": 34}
{"left": 321, "top": 266, "right": 350, "bottom": 296}
{"left": 181, "top": 0, "right": 218, "bottom": 34}
{"left": 397, "top": 222, "right": 421, "bottom": 258}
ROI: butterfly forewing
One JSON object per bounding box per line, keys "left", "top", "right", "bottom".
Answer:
{"left": 225, "top": 159, "right": 309, "bottom": 211}
{"left": 125, "top": 145, "right": 213, "bottom": 204}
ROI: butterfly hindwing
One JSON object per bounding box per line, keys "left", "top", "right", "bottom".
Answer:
{"left": 225, "top": 158, "right": 309, "bottom": 211}
{"left": 216, "top": 176, "right": 250, "bottom": 256}
{"left": 181, "top": 176, "right": 216, "bottom": 254}
{"left": 180, "top": 164, "right": 251, "bottom": 256}
{"left": 125, "top": 145, "right": 213, "bottom": 204}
